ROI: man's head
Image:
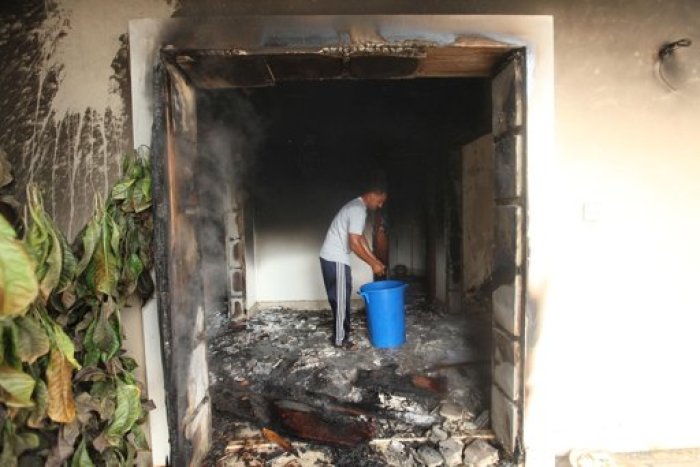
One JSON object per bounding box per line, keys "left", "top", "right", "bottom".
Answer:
{"left": 362, "top": 180, "right": 388, "bottom": 211}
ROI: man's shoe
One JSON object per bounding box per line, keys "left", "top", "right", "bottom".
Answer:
{"left": 333, "top": 340, "right": 357, "bottom": 350}
{"left": 341, "top": 340, "right": 358, "bottom": 351}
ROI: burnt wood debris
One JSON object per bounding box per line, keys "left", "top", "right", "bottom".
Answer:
{"left": 207, "top": 281, "right": 503, "bottom": 465}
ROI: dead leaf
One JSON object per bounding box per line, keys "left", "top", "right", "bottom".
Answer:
{"left": 75, "top": 392, "right": 101, "bottom": 425}
{"left": 261, "top": 427, "right": 294, "bottom": 453}
{"left": 60, "top": 287, "right": 76, "bottom": 309}
{"left": 92, "top": 432, "right": 110, "bottom": 453}
{"left": 141, "top": 398, "right": 156, "bottom": 412}
{"left": 45, "top": 420, "right": 80, "bottom": 467}
{"left": 46, "top": 348, "right": 76, "bottom": 423}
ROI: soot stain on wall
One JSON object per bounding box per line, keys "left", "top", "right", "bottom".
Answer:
{"left": 0, "top": 0, "right": 131, "bottom": 239}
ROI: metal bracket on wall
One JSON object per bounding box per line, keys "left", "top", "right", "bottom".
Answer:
{"left": 657, "top": 38, "right": 692, "bottom": 91}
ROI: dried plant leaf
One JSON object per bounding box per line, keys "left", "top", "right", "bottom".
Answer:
{"left": 101, "top": 447, "right": 123, "bottom": 465}
{"left": 56, "top": 228, "right": 77, "bottom": 293}
{"left": 132, "top": 177, "right": 152, "bottom": 213}
{"left": 25, "top": 186, "right": 73, "bottom": 299}
{"left": 40, "top": 227, "right": 62, "bottom": 300}
{"left": 0, "top": 217, "right": 38, "bottom": 317}
{"left": 76, "top": 215, "right": 101, "bottom": 277}
{"left": 121, "top": 253, "right": 144, "bottom": 297}
{"left": 46, "top": 348, "right": 76, "bottom": 423}
{"left": 46, "top": 420, "right": 80, "bottom": 467}
{"left": 110, "top": 179, "right": 135, "bottom": 201}
{"left": 52, "top": 321, "right": 81, "bottom": 369}
{"left": 0, "top": 420, "right": 36, "bottom": 465}
{"left": 25, "top": 186, "right": 51, "bottom": 276}
{"left": 70, "top": 438, "right": 95, "bottom": 467}
{"left": 27, "top": 379, "right": 48, "bottom": 428}
{"left": 15, "top": 431, "right": 40, "bottom": 455}
{"left": 103, "top": 382, "right": 141, "bottom": 447}
{"left": 127, "top": 424, "right": 150, "bottom": 451}
{"left": 74, "top": 366, "right": 106, "bottom": 383}
{"left": 35, "top": 303, "right": 81, "bottom": 369}
{"left": 109, "top": 214, "right": 121, "bottom": 261}
{"left": 86, "top": 213, "right": 119, "bottom": 297}
{"left": 75, "top": 391, "right": 103, "bottom": 425}
{"left": 0, "top": 364, "right": 36, "bottom": 407}
{"left": 13, "top": 316, "right": 50, "bottom": 363}
{"left": 82, "top": 318, "right": 101, "bottom": 368}
{"left": 61, "top": 285, "right": 77, "bottom": 309}
{"left": 91, "top": 306, "right": 120, "bottom": 362}
{"left": 0, "top": 421, "right": 17, "bottom": 467}
{"left": 92, "top": 433, "right": 110, "bottom": 454}
{"left": 6, "top": 152, "right": 155, "bottom": 466}
{"left": 0, "top": 213, "right": 16, "bottom": 239}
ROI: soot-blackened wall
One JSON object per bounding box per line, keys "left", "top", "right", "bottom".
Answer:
{"left": 202, "top": 78, "right": 489, "bottom": 306}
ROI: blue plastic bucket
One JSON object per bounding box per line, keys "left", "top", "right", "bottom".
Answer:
{"left": 359, "top": 280, "right": 408, "bottom": 348}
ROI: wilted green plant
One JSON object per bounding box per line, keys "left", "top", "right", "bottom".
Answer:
{"left": 0, "top": 149, "right": 154, "bottom": 466}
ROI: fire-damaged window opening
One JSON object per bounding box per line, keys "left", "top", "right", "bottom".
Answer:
{"left": 152, "top": 42, "right": 527, "bottom": 466}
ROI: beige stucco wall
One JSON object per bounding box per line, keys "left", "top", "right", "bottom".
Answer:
{"left": 527, "top": 3, "right": 700, "bottom": 456}
{"left": 4, "top": 1, "right": 700, "bottom": 464}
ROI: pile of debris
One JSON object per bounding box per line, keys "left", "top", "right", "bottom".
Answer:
{"left": 207, "top": 285, "right": 498, "bottom": 465}
{"left": 216, "top": 424, "right": 501, "bottom": 467}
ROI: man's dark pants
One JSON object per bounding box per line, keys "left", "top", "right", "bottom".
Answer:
{"left": 320, "top": 258, "right": 352, "bottom": 346}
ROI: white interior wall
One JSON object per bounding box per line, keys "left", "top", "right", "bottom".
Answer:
{"left": 390, "top": 217, "right": 427, "bottom": 276}
{"left": 252, "top": 192, "right": 373, "bottom": 303}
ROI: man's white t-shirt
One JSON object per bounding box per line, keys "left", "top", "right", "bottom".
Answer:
{"left": 320, "top": 197, "right": 367, "bottom": 266}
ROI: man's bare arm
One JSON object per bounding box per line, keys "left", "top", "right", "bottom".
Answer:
{"left": 349, "top": 233, "right": 385, "bottom": 275}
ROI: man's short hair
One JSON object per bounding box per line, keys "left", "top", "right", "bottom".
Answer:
{"left": 364, "top": 170, "right": 387, "bottom": 194}
{"left": 365, "top": 178, "right": 387, "bottom": 195}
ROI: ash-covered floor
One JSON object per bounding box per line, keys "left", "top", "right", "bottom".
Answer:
{"left": 207, "top": 281, "right": 507, "bottom": 466}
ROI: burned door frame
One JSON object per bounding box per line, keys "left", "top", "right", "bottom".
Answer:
{"left": 151, "top": 55, "right": 212, "bottom": 466}
{"left": 490, "top": 49, "right": 527, "bottom": 458}
{"left": 133, "top": 15, "right": 554, "bottom": 466}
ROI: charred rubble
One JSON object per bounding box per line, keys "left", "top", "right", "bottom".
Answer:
{"left": 206, "top": 281, "right": 504, "bottom": 466}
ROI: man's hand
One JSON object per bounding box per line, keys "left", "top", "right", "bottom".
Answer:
{"left": 349, "top": 233, "right": 386, "bottom": 276}
{"left": 372, "top": 262, "right": 386, "bottom": 276}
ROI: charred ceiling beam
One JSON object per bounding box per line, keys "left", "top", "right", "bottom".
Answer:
{"left": 161, "top": 36, "right": 513, "bottom": 89}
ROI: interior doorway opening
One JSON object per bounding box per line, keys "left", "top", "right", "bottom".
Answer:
{"left": 152, "top": 39, "right": 527, "bottom": 466}
{"left": 198, "top": 78, "right": 496, "bottom": 463}
{"left": 198, "top": 77, "right": 493, "bottom": 319}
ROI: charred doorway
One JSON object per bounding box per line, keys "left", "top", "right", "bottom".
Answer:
{"left": 152, "top": 41, "right": 526, "bottom": 466}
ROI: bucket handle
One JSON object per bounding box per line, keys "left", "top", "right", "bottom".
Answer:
{"left": 358, "top": 291, "right": 369, "bottom": 305}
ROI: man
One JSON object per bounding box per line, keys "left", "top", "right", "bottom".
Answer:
{"left": 320, "top": 184, "right": 387, "bottom": 349}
